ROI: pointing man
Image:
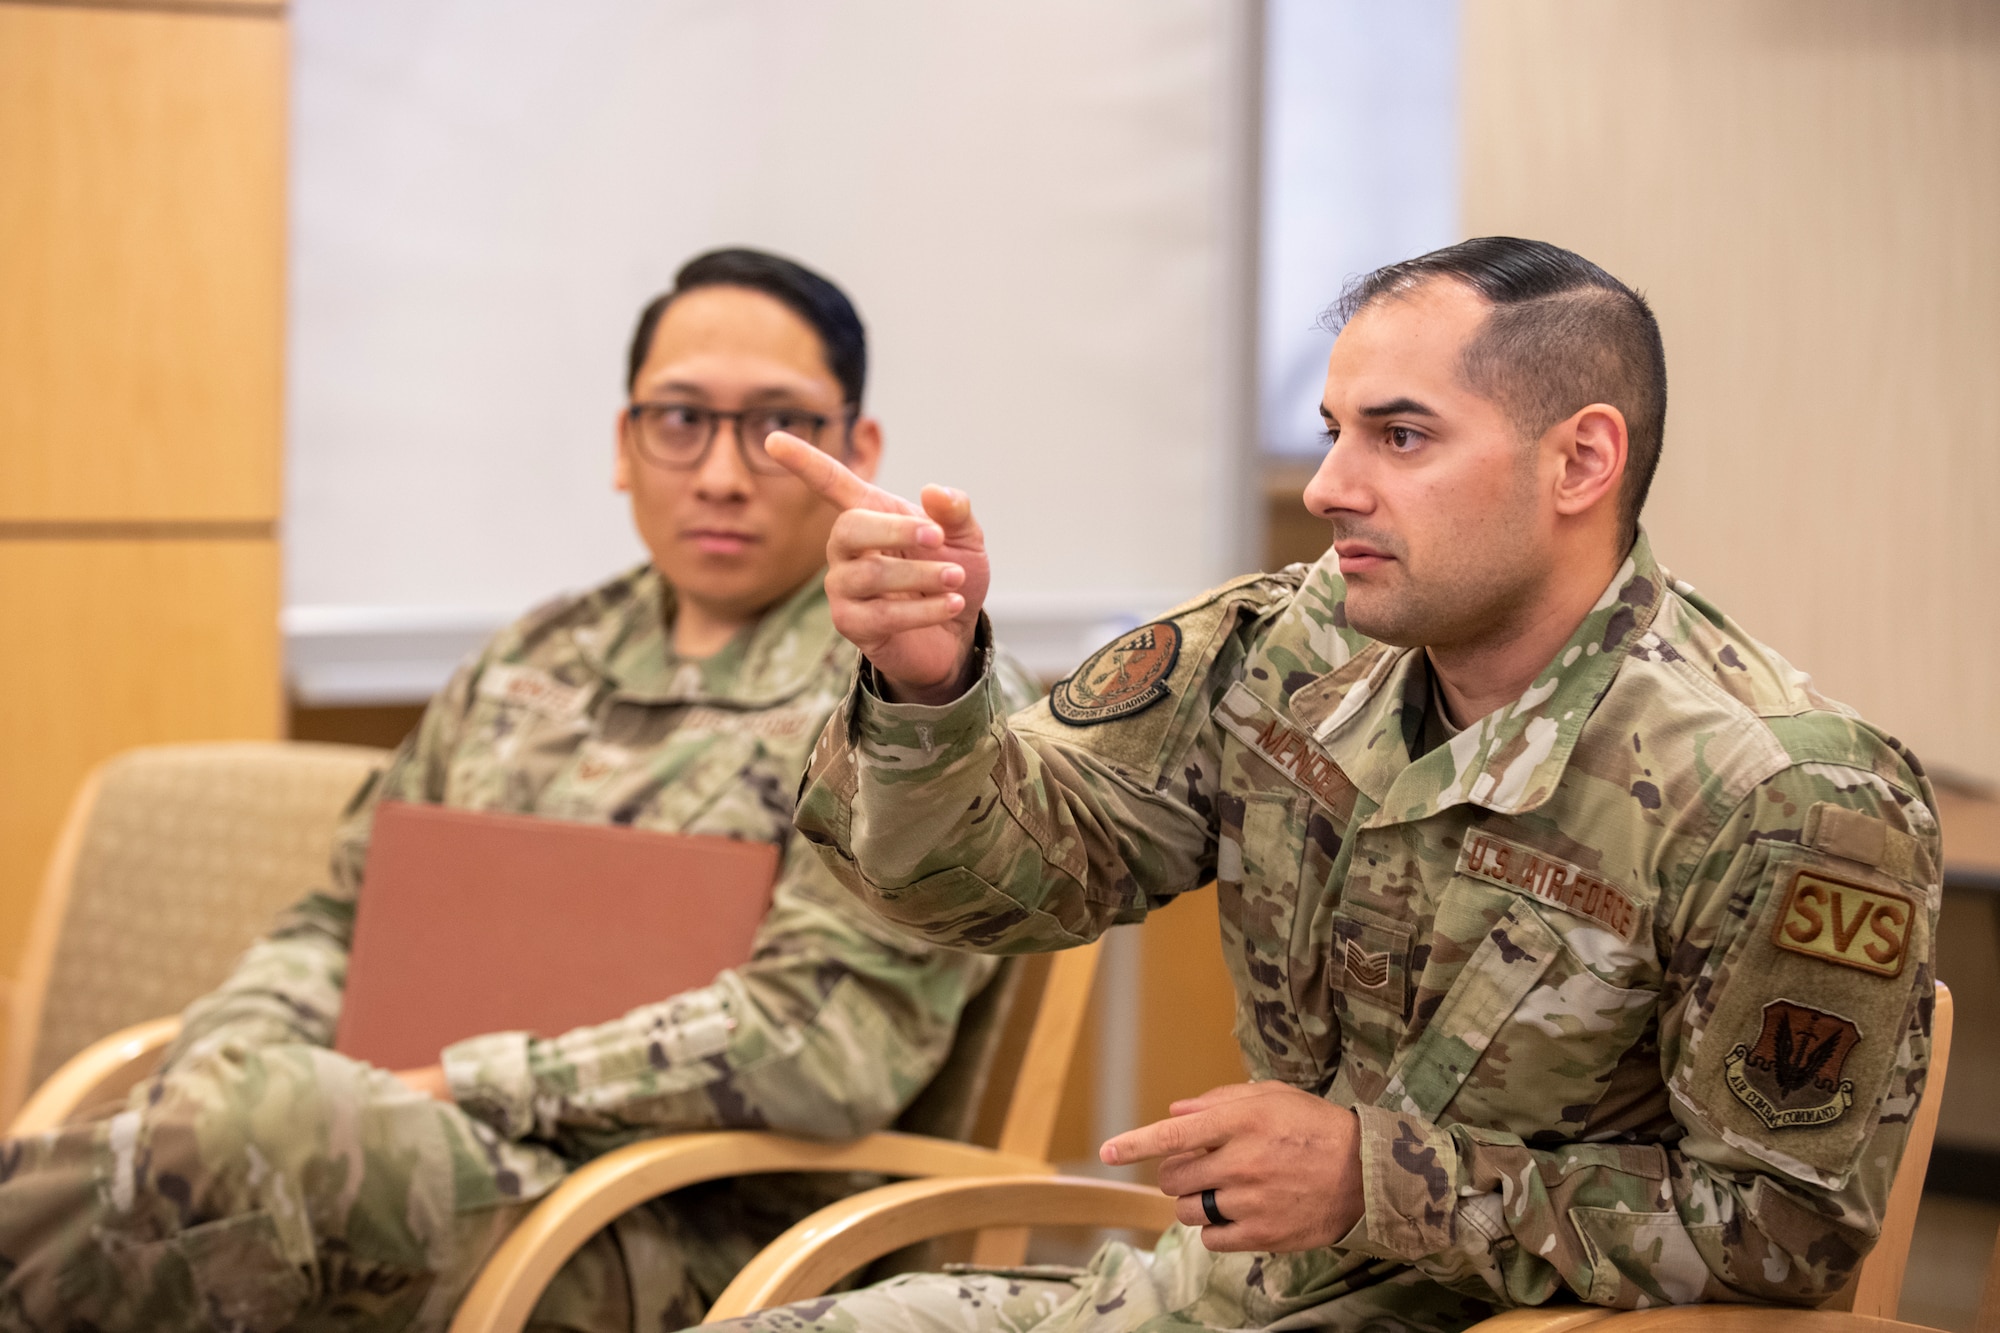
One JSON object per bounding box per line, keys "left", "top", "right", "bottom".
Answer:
{"left": 712, "top": 237, "right": 1941, "bottom": 1332}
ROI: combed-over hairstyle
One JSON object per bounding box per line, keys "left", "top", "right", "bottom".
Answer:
{"left": 626, "top": 248, "right": 868, "bottom": 407}
{"left": 1329, "top": 237, "right": 1668, "bottom": 544}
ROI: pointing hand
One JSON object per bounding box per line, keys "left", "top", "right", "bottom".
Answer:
{"left": 766, "top": 433, "right": 988, "bottom": 703}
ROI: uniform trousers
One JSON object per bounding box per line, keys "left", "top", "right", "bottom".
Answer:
{"left": 700, "top": 1224, "right": 1492, "bottom": 1333}
{"left": 0, "top": 1041, "right": 834, "bottom": 1333}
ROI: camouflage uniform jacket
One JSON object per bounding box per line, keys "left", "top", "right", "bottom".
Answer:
{"left": 172, "top": 565, "right": 1014, "bottom": 1156}
{"left": 794, "top": 533, "right": 1941, "bottom": 1323}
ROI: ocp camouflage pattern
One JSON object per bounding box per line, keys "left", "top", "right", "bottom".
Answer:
{"left": 0, "top": 565, "right": 1037, "bottom": 1332}
{"left": 735, "top": 532, "right": 1939, "bottom": 1333}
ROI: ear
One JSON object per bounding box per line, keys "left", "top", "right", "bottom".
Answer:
{"left": 613, "top": 408, "right": 633, "bottom": 493}
{"left": 1551, "top": 403, "right": 1627, "bottom": 519}
{"left": 843, "top": 415, "right": 884, "bottom": 484}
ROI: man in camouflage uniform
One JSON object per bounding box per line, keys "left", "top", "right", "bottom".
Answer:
{"left": 0, "top": 249, "right": 1033, "bottom": 1331}
{"left": 714, "top": 238, "right": 1942, "bottom": 1331}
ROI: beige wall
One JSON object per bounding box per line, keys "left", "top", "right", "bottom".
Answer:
{"left": 1461, "top": 0, "right": 2000, "bottom": 787}
{"left": 0, "top": 1, "right": 286, "bottom": 989}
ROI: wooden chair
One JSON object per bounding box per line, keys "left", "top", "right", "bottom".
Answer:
{"left": 446, "top": 939, "right": 1103, "bottom": 1333}
{"left": 1460, "top": 1245, "right": 2000, "bottom": 1333}
{"left": 699, "top": 983, "right": 1956, "bottom": 1328}
{"left": 3, "top": 742, "right": 390, "bottom": 1133}
{"left": 708, "top": 1173, "right": 1181, "bottom": 1320}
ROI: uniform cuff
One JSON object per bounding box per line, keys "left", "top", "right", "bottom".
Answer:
{"left": 442, "top": 1030, "right": 537, "bottom": 1139}
{"left": 1345, "top": 1103, "right": 1461, "bottom": 1263}
{"left": 854, "top": 615, "right": 1003, "bottom": 761}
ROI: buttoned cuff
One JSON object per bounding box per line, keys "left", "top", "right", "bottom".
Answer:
{"left": 442, "top": 1030, "right": 537, "bottom": 1139}
{"left": 1343, "top": 1103, "right": 1461, "bottom": 1263}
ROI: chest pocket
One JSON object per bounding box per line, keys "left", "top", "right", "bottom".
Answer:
{"left": 1378, "top": 890, "right": 1566, "bottom": 1122}
{"left": 1381, "top": 875, "right": 1658, "bottom": 1137}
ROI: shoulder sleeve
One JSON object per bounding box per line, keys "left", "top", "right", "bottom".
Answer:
{"left": 792, "top": 572, "right": 1300, "bottom": 953}
{"left": 1345, "top": 731, "right": 1943, "bottom": 1309}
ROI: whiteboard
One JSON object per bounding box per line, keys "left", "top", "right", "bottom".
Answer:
{"left": 284, "top": 0, "right": 1259, "bottom": 698}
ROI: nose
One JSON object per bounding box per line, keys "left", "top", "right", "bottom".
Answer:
{"left": 1301, "top": 427, "right": 1371, "bottom": 522}
{"left": 693, "top": 419, "right": 756, "bottom": 499}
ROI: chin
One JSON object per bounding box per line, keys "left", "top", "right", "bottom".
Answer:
{"left": 1341, "top": 597, "right": 1425, "bottom": 648}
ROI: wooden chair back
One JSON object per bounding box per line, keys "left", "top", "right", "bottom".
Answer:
{"left": 1826, "top": 981, "right": 1953, "bottom": 1318}
{"left": 891, "top": 942, "right": 1101, "bottom": 1159}
{"left": 1981, "top": 1218, "right": 2000, "bottom": 1333}
{"left": 0, "top": 742, "right": 388, "bottom": 1122}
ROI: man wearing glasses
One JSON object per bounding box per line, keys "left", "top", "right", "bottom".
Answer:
{"left": 0, "top": 249, "right": 1035, "bottom": 1332}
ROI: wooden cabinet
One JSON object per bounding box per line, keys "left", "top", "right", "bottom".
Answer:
{"left": 0, "top": 2, "right": 285, "bottom": 989}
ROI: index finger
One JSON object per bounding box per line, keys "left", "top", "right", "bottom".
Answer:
{"left": 767, "top": 432, "right": 917, "bottom": 516}
{"left": 1099, "top": 1109, "right": 1229, "bottom": 1167}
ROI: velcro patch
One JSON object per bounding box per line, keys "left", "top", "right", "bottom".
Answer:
{"left": 1457, "top": 829, "right": 1640, "bottom": 939}
{"left": 1770, "top": 869, "right": 1912, "bottom": 978}
{"left": 1050, "top": 622, "right": 1181, "bottom": 726}
{"left": 1343, "top": 939, "right": 1392, "bottom": 991}
{"left": 1724, "top": 999, "right": 1861, "bottom": 1130}
{"left": 477, "top": 664, "right": 590, "bottom": 720}
{"left": 677, "top": 704, "right": 817, "bottom": 741}
{"left": 1329, "top": 913, "right": 1410, "bottom": 1014}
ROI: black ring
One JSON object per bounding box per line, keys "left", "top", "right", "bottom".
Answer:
{"left": 1200, "top": 1187, "right": 1231, "bottom": 1227}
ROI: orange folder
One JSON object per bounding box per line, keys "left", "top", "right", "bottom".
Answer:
{"left": 335, "top": 801, "right": 778, "bottom": 1071}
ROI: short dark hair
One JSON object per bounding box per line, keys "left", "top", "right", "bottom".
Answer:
{"left": 1330, "top": 237, "right": 1667, "bottom": 544}
{"left": 626, "top": 248, "right": 868, "bottom": 406}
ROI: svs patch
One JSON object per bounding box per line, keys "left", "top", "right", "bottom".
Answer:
{"left": 1771, "top": 869, "right": 1912, "bottom": 978}
{"left": 1725, "top": 999, "right": 1862, "bottom": 1130}
{"left": 1050, "top": 622, "right": 1182, "bottom": 726}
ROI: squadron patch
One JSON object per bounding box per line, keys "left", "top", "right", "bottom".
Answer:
{"left": 1050, "top": 622, "right": 1181, "bottom": 726}
{"left": 1725, "top": 999, "right": 1862, "bottom": 1130}
{"left": 1771, "top": 869, "right": 1912, "bottom": 978}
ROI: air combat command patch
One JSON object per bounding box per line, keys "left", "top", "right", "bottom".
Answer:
{"left": 1725, "top": 999, "right": 1862, "bottom": 1129}
{"left": 1050, "top": 622, "right": 1181, "bottom": 726}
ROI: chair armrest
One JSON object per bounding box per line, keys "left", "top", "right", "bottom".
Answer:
{"left": 7, "top": 1016, "right": 180, "bottom": 1138}
{"left": 1532, "top": 1311, "right": 1926, "bottom": 1333}
{"left": 1463, "top": 1308, "right": 1617, "bottom": 1333}
{"left": 704, "top": 1173, "right": 1177, "bottom": 1322}
{"left": 448, "top": 1131, "right": 1053, "bottom": 1333}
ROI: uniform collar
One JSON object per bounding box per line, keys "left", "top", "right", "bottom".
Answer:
{"left": 581, "top": 566, "right": 846, "bottom": 707}
{"left": 1289, "top": 532, "right": 1668, "bottom": 826}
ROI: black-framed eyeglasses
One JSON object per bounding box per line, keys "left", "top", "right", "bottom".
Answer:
{"left": 624, "top": 402, "right": 854, "bottom": 476}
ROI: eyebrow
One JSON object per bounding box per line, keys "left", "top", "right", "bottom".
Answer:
{"left": 1358, "top": 396, "right": 1440, "bottom": 419}
{"left": 644, "top": 380, "right": 817, "bottom": 406}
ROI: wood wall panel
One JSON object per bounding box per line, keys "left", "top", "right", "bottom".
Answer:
{"left": 1460, "top": 0, "right": 2000, "bottom": 785}
{"left": 0, "top": 540, "right": 281, "bottom": 982}
{"left": 1137, "top": 892, "right": 1250, "bottom": 1124}
{"left": 0, "top": 3, "right": 285, "bottom": 521}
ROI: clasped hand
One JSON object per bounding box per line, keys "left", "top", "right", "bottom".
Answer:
{"left": 1100, "top": 1082, "right": 1367, "bottom": 1253}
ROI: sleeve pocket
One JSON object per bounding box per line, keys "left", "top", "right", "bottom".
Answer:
{"left": 1569, "top": 1205, "right": 1721, "bottom": 1306}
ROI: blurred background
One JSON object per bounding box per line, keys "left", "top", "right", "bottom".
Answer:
{"left": 3, "top": 0, "right": 1997, "bottom": 1317}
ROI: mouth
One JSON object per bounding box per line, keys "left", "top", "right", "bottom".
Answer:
{"left": 1332, "top": 540, "right": 1395, "bottom": 575}
{"left": 683, "top": 528, "right": 760, "bottom": 556}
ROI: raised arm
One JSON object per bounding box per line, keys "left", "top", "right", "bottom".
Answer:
{"left": 770, "top": 430, "right": 1302, "bottom": 954}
